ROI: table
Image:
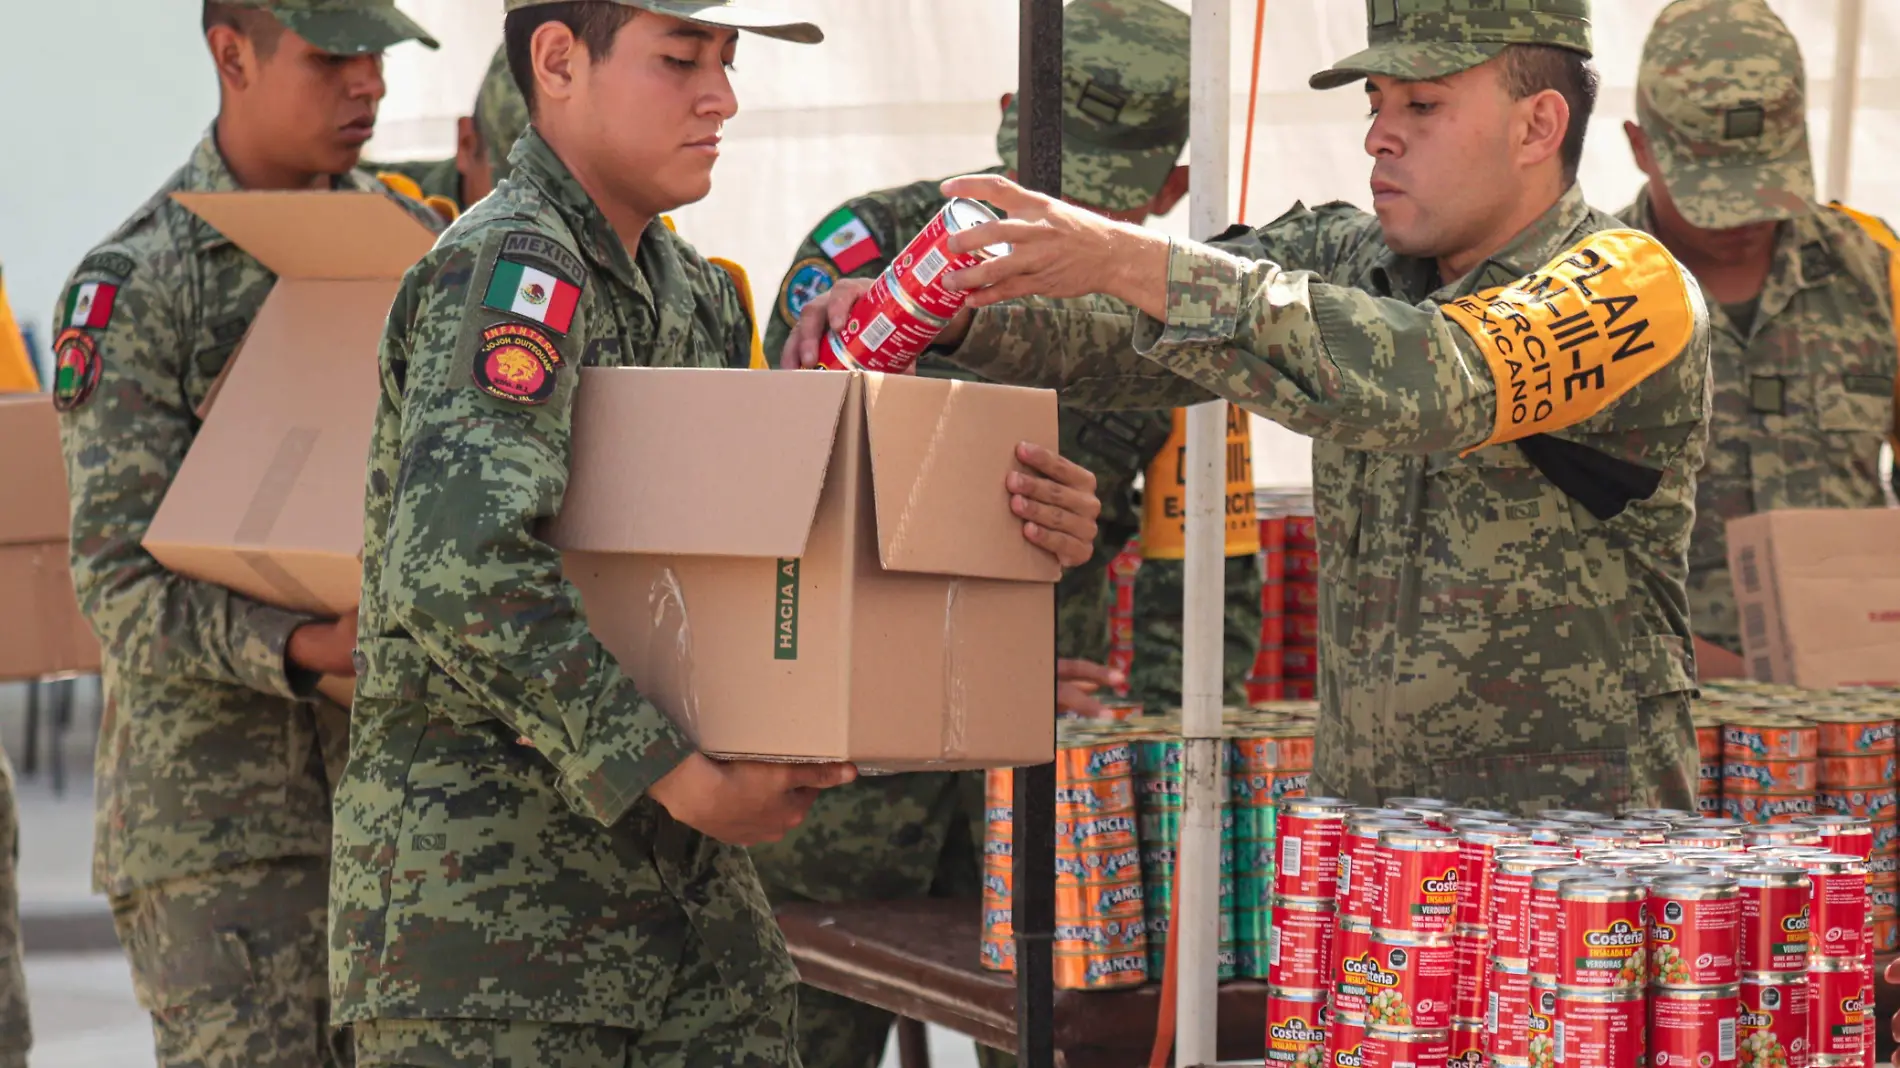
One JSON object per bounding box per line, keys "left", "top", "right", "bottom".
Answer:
{"left": 781, "top": 899, "right": 1900, "bottom": 1068}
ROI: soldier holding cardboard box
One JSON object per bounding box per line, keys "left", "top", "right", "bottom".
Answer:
{"left": 50, "top": 2, "right": 441, "bottom": 1064}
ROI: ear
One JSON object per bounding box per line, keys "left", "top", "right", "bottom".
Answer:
{"left": 999, "top": 91, "right": 1014, "bottom": 116}
{"left": 206, "top": 23, "right": 256, "bottom": 93}
{"left": 1517, "top": 87, "right": 1569, "bottom": 172}
{"left": 1147, "top": 165, "right": 1191, "bottom": 217}
{"left": 531, "top": 19, "right": 581, "bottom": 108}
{"left": 1623, "top": 120, "right": 1654, "bottom": 173}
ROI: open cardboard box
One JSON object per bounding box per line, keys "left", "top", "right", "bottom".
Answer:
{"left": 1729, "top": 508, "right": 1900, "bottom": 688}
{"left": 0, "top": 394, "right": 101, "bottom": 682}
{"left": 141, "top": 191, "right": 438, "bottom": 704}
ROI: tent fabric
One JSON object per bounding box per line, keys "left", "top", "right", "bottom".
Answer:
{"left": 368, "top": 0, "right": 1900, "bottom": 489}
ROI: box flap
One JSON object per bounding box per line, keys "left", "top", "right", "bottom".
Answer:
{"left": 547, "top": 368, "right": 851, "bottom": 558}
{"left": 172, "top": 191, "right": 436, "bottom": 281}
{"left": 0, "top": 394, "right": 71, "bottom": 545}
{"left": 861, "top": 373, "right": 1061, "bottom": 583}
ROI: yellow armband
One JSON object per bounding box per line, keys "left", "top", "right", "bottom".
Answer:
{"left": 1830, "top": 202, "right": 1900, "bottom": 449}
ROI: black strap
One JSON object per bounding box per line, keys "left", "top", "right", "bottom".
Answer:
{"left": 1514, "top": 434, "right": 1666, "bottom": 522}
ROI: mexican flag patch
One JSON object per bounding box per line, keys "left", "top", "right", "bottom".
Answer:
{"left": 483, "top": 258, "right": 581, "bottom": 334}
{"left": 64, "top": 281, "right": 118, "bottom": 329}
{"left": 815, "top": 209, "right": 880, "bottom": 272}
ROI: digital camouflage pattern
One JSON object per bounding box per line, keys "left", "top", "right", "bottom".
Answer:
{"left": 1309, "top": 0, "right": 1592, "bottom": 90}
{"left": 992, "top": 0, "right": 1190, "bottom": 214}
{"left": 224, "top": 0, "right": 438, "bottom": 54}
{"left": 1635, "top": 0, "right": 1813, "bottom": 231}
{"left": 334, "top": 129, "right": 788, "bottom": 1060}
{"left": 54, "top": 128, "right": 440, "bottom": 1065}
{"left": 109, "top": 858, "right": 339, "bottom": 1068}
{"left": 501, "top": 0, "right": 823, "bottom": 44}
{"left": 944, "top": 182, "right": 1711, "bottom": 816}
{"left": 1128, "top": 554, "right": 1260, "bottom": 709}
{"left": 475, "top": 44, "right": 530, "bottom": 184}
{"left": 0, "top": 750, "right": 27, "bottom": 1068}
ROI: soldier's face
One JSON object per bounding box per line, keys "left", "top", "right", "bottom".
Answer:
{"left": 572, "top": 15, "right": 740, "bottom": 215}
{"left": 1363, "top": 69, "right": 1523, "bottom": 261}
{"left": 254, "top": 32, "right": 387, "bottom": 175}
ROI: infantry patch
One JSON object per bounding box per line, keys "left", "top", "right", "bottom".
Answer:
{"left": 473, "top": 322, "right": 563, "bottom": 405}
{"left": 76, "top": 251, "right": 135, "bottom": 282}
{"left": 1441, "top": 228, "right": 1698, "bottom": 453}
{"left": 63, "top": 280, "right": 118, "bottom": 330}
{"left": 500, "top": 232, "right": 586, "bottom": 289}
{"left": 780, "top": 258, "right": 838, "bottom": 325}
{"left": 51, "top": 329, "right": 101, "bottom": 412}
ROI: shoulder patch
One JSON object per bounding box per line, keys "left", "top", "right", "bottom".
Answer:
{"left": 61, "top": 279, "right": 119, "bottom": 330}
{"left": 780, "top": 257, "right": 839, "bottom": 325}
{"left": 473, "top": 322, "right": 564, "bottom": 406}
{"left": 814, "top": 207, "right": 882, "bottom": 272}
{"left": 51, "top": 329, "right": 102, "bottom": 412}
{"left": 76, "top": 251, "right": 135, "bottom": 282}
{"left": 482, "top": 236, "right": 584, "bottom": 336}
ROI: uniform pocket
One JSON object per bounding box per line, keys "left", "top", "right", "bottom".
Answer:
{"left": 1816, "top": 371, "right": 1894, "bottom": 433}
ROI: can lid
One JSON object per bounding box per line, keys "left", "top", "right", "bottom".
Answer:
{"left": 1553, "top": 986, "right": 1649, "bottom": 1003}
{"left": 1537, "top": 809, "right": 1611, "bottom": 824}
{"left": 1556, "top": 875, "right": 1646, "bottom": 900}
{"left": 1377, "top": 826, "right": 1458, "bottom": 848}
{"left": 1447, "top": 807, "right": 1516, "bottom": 823}
{"left": 1620, "top": 807, "right": 1698, "bottom": 823}
{"left": 1809, "top": 955, "right": 1872, "bottom": 974}
{"left": 1382, "top": 796, "right": 1452, "bottom": 809}
{"left": 1271, "top": 893, "right": 1340, "bottom": 912}
{"left": 1595, "top": 818, "right": 1669, "bottom": 833}
{"left": 1740, "top": 971, "right": 1811, "bottom": 986}
{"left": 1788, "top": 852, "right": 1868, "bottom": 874}
{"left": 1350, "top": 816, "right": 1423, "bottom": 837}
{"left": 1267, "top": 985, "right": 1333, "bottom": 1002}
{"left": 942, "top": 198, "right": 1012, "bottom": 258}
{"left": 1725, "top": 713, "right": 1819, "bottom": 729}
{"left": 1689, "top": 818, "right": 1748, "bottom": 830}
{"left": 1734, "top": 862, "right": 1811, "bottom": 882}
{"left": 1364, "top": 1024, "right": 1456, "bottom": 1039}
{"left": 1285, "top": 797, "right": 1357, "bottom": 816}
{"left": 1369, "top": 927, "right": 1457, "bottom": 947}
{"left": 1649, "top": 984, "right": 1742, "bottom": 999}
{"left": 1648, "top": 871, "right": 1739, "bottom": 894}
{"left": 1665, "top": 828, "right": 1743, "bottom": 842}
{"left": 1351, "top": 807, "right": 1426, "bottom": 822}
{"left": 1458, "top": 825, "right": 1531, "bottom": 846}
{"left": 1532, "top": 864, "right": 1612, "bottom": 888}
{"left": 1794, "top": 814, "right": 1872, "bottom": 830}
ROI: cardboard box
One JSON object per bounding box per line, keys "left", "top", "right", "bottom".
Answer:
{"left": 0, "top": 394, "right": 101, "bottom": 682}
{"left": 551, "top": 368, "right": 1058, "bottom": 770}
{"left": 1729, "top": 508, "right": 1900, "bottom": 688}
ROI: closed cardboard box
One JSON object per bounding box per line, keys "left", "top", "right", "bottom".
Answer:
{"left": 0, "top": 394, "right": 100, "bottom": 682}
{"left": 1728, "top": 508, "right": 1900, "bottom": 688}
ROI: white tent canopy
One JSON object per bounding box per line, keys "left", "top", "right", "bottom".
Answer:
{"left": 366, "top": 0, "right": 1900, "bottom": 491}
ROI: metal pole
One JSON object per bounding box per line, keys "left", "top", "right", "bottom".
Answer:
{"left": 1824, "top": 0, "right": 1866, "bottom": 204}
{"left": 1013, "top": 1, "right": 1062, "bottom": 1065}
{"left": 1177, "top": 0, "right": 1232, "bottom": 1064}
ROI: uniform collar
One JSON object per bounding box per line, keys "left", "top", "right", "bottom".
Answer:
{"left": 1366, "top": 183, "right": 1594, "bottom": 303}
{"left": 183, "top": 126, "right": 382, "bottom": 253}
{"left": 1623, "top": 184, "right": 1830, "bottom": 335}
{"left": 508, "top": 127, "right": 662, "bottom": 310}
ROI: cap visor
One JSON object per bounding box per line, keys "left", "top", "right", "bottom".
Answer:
{"left": 1308, "top": 41, "right": 1505, "bottom": 91}
{"left": 1655, "top": 152, "right": 1816, "bottom": 230}
{"left": 282, "top": 8, "right": 440, "bottom": 54}
{"left": 674, "top": 5, "right": 823, "bottom": 44}
{"left": 1065, "top": 143, "right": 1179, "bottom": 214}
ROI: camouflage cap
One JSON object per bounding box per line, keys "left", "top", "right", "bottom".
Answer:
{"left": 1309, "top": 0, "right": 1591, "bottom": 91}
{"left": 1636, "top": 0, "right": 1814, "bottom": 229}
{"left": 501, "top": 0, "right": 821, "bottom": 44}
{"left": 995, "top": 0, "right": 1191, "bottom": 214}
{"left": 473, "top": 45, "right": 531, "bottom": 181}
{"left": 227, "top": 0, "right": 439, "bottom": 54}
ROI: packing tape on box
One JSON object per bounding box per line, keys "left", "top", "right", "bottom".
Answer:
{"left": 943, "top": 578, "right": 969, "bottom": 760}
{"left": 646, "top": 566, "right": 700, "bottom": 735}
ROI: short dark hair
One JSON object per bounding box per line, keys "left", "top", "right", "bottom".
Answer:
{"left": 1497, "top": 44, "right": 1599, "bottom": 183}
{"left": 202, "top": 1, "right": 286, "bottom": 59}
{"left": 504, "top": 2, "right": 638, "bottom": 114}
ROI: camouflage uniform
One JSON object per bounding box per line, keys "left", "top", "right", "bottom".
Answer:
{"left": 334, "top": 0, "right": 825, "bottom": 1053}
{"left": 52, "top": 4, "right": 439, "bottom": 1064}
{"left": 754, "top": 3, "right": 1253, "bottom": 1064}
{"left": 939, "top": 0, "right": 1711, "bottom": 817}
{"left": 369, "top": 45, "right": 529, "bottom": 211}
{"left": 1617, "top": 0, "right": 1900, "bottom": 658}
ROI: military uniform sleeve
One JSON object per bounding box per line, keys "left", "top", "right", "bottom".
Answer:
{"left": 54, "top": 250, "right": 317, "bottom": 697}
{"left": 377, "top": 231, "right": 691, "bottom": 828}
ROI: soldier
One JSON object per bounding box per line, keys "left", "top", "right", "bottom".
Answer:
{"left": 333, "top": 3, "right": 1104, "bottom": 1066}
{"left": 791, "top": 0, "right": 1714, "bottom": 815}
{"left": 1616, "top": 0, "right": 1900, "bottom": 678}
{"left": 765, "top": 0, "right": 1259, "bottom": 720}
{"left": 0, "top": 264, "right": 32, "bottom": 1068}
{"left": 371, "top": 45, "right": 527, "bottom": 215}
{"left": 51, "top": 2, "right": 441, "bottom": 1064}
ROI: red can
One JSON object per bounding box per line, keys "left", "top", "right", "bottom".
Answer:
{"left": 1650, "top": 986, "right": 1740, "bottom": 1068}
{"left": 1267, "top": 987, "right": 1332, "bottom": 1068}
{"left": 1518, "top": 821, "right": 1577, "bottom": 847}
{"left": 1272, "top": 897, "right": 1340, "bottom": 990}
{"left": 1488, "top": 853, "right": 1576, "bottom": 963}
{"left": 1557, "top": 876, "right": 1647, "bottom": 989}
{"left": 1788, "top": 856, "right": 1868, "bottom": 960}
{"left": 1740, "top": 974, "right": 1810, "bottom": 1068}
{"left": 1449, "top": 1020, "right": 1485, "bottom": 1068}
{"left": 819, "top": 270, "right": 948, "bottom": 372}
{"left": 1334, "top": 916, "right": 1375, "bottom": 1020}
{"left": 1454, "top": 927, "right": 1489, "bottom": 1022}
{"left": 1364, "top": 1026, "right": 1451, "bottom": 1068}
{"left": 1526, "top": 981, "right": 1558, "bottom": 1068}
{"left": 1459, "top": 826, "right": 1530, "bottom": 928}
{"left": 1556, "top": 990, "right": 1647, "bottom": 1068}
{"left": 1743, "top": 827, "right": 1825, "bottom": 850}
{"left": 1793, "top": 816, "right": 1873, "bottom": 862}
{"left": 1329, "top": 1015, "right": 1369, "bottom": 1068}
{"left": 1649, "top": 873, "right": 1742, "bottom": 987}
{"left": 1486, "top": 959, "right": 1531, "bottom": 1061}
{"left": 1376, "top": 828, "right": 1462, "bottom": 934}
{"left": 1364, "top": 929, "right": 1455, "bottom": 1030}
{"left": 1740, "top": 865, "right": 1813, "bottom": 974}
{"left": 1530, "top": 866, "right": 1613, "bottom": 979}
{"left": 1280, "top": 797, "right": 1356, "bottom": 901}
{"left": 884, "top": 198, "right": 1007, "bottom": 319}
{"left": 1807, "top": 960, "right": 1868, "bottom": 1061}
{"left": 1669, "top": 828, "right": 1745, "bottom": 849}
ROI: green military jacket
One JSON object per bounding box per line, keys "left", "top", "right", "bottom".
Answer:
{"left": 332, "top": 129, "right": 783, "bottom": 1029}
{"left": 943, "top": 184, "right": 1713, "bottom": 814}
{"left": 54, "top": 130, "right": 439, "bottom": 896}
{"left": 1620, "top": 192, "right": 1899, "bottom": 656}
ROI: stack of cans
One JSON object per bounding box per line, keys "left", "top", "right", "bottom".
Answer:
{"left": 1232, "top": 726, "right": 1314, "bottom": 977}
{"left": 1736, "top": 862, "right": 1814, "bottom": 1068}
{"left": 1267, "top": 799, "right": 1350, "bottom": 1064}
{"left": 1647, "top": 872, "right": 1741, "bottom": 1068}
{"left": 1105, "top": 537, "right": 1140, "bottom": 695}
{"left": 1722, "top": 714, "right": 1819, "bottom": 825}
{"left": 1697, "top": 709, "right": 1726, "bottom": 816}
{"left": 1806, "top": 710, "right": 1898, "bottom": 952}
{"left": 1785, "top": 851, "right": 1870, "bottom": 1068}
{"left": 1248, "top": 492, "right": 1319, "bottom": 705}
{"left": 1133, "top": 732, "right": 1238, "bottom": 981}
